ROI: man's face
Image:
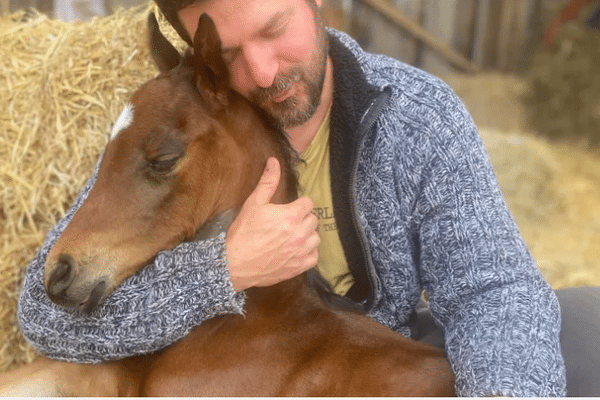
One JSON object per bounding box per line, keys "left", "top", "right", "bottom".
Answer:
{"left": 178, "top": 0, "right": 328, "bottom": 129}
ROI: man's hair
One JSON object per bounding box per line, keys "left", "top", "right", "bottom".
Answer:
{"left": 153, "top": 0, "right": 318, "bottom": 45}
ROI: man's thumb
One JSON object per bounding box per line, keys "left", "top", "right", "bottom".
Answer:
{"left": 251, "top": 157, "right": 281, "bottom": 206}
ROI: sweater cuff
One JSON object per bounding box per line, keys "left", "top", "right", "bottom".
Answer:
{"left": 18, "top": 232, "right": 245, "bottom": 363}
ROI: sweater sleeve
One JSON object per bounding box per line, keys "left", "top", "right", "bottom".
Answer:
{"left": 17, "top": 158, "right": 245, "bottom": 363}
{"left": 413, "top": 90, "right": 566, "bottom": 396}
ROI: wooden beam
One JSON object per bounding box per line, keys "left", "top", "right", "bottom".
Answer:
{"left": 358, "top": 0, "right": 481, "bottom": 72}
{"left": 497, "top": 0, "right": 515, "bottom": 70}
{"left": 421, "top": 0, "right": 459, "bottom": 76}
{"left": 479, "top": 0, "right": 504, "bottom": 68}
{"left": 34, "top": 0, "right": 52, "bottom": 15}
{"left": 453, "top": 0, "right": 479, "bottom": 59}
{"left": 393, "top": 0, "right": 423, "bottom": 67}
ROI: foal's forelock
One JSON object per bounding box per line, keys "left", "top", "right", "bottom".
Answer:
{"left": 110, "top": 103, "right": 135, "bottom": 141}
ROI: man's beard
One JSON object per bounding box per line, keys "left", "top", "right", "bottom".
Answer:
{"left": 248, "top": 16, "right": 328, "bottom": 129}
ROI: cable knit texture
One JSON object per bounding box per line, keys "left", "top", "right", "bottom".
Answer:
{"left": 327, "top": 30, "right": 565, "bottom": 396}
{"left": 17, "top": 28, "right": 565, "bottom": 397}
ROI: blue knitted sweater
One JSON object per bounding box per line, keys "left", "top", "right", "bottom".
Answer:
{"left": 17, "top": 29, "right": 566, "bottom": 397}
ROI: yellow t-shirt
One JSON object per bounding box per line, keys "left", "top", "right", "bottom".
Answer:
{"left": 296, "top": 108, "right": 354, "bottom": 296}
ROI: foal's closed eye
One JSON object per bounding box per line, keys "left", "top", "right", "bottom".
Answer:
{"left": 142, "top": 128, "right": 186, "bottom": 178}
{"left": 147, "top": 153, "right": 181, "bottom": 175}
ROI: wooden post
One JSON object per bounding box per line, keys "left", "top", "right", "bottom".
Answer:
{"left": 497, "top": 0, "right": 516, "bottom": 70}
{"left": 453, "top": 0, "right": 480, "bottom": 59}
{"left": 352, "top": 0, "right": 419, "bottom": 65}
{"left": 472, "top": 0, "right": 503, "bottom": 68}
{"left": 35, "top": 0, "right": 53, "bottom": 15}
{"left": 413, "top": 0, "right": 425, "bottom": 66}
{"left": 393, "top": 0, "right": 423, "bottom": 66}
{"left": 6, "top": 0, "right": 53, "bottom": 15}
{"left": 472, "top": 0, "right": 536, "bottom": 71}
{"left": 422, "top": 0, "right": 460, "bottom": 76}
{"left": 510, "top": 0, "right": 534, "bottom": 71}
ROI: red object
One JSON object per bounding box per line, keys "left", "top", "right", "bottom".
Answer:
{"left": 543, "top": 0, "right": 599, "bottom": 46}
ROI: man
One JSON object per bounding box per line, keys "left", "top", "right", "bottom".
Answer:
{"left": 20, "top": 0, "right": 593, "bottom": 396}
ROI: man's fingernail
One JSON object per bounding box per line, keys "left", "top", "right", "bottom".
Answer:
{"left": 265, "top": 158, "right": 274, "bottom": 172}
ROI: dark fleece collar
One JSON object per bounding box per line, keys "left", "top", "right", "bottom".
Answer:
{"left": 327, "top": 31, "right": 384, "bottom": 304}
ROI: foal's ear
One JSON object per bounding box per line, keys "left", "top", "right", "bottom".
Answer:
{"left": 148, "top": 12, "right": 182, "bottom": 73}
{"left": 193, "top": 13, "right": 229, "bottom": 108}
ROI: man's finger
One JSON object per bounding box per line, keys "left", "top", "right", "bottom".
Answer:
{"left": 249, "top": 157, "right": 281, "bottom": 206}
{"left": 282, "top": 196, "right": 314, "bottom": 223}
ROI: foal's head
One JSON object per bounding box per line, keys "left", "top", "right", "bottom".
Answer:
{"left": 43, "top": 13, "right": 296, "bottom": 313}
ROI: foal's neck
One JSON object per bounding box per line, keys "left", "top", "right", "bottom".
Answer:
{"left": 244, "top": 273, "right": 319, "bottom": 316}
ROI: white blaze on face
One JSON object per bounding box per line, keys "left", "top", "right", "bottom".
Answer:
{"left": 110, "top": 103, "right": 134, "bottom": 140}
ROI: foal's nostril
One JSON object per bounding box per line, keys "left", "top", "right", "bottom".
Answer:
{"left": 47, "top": 254, "right": 77, "bottom": 297}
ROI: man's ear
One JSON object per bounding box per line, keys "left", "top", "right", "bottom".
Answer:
{"left": 192, "top": 13, "right": 230, "bottom": 109}
{"left": 148, "top": 12, "right": 182, "bottom": 73}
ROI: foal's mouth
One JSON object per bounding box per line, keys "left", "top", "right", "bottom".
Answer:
{"left": 46, "top": 276, "right": 109, "bottom": 315}
{"left": 79, "top": 280, "right": 107, "bottom": 314}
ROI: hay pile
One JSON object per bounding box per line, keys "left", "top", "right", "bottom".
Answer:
{"left": 481, "top": 128, "right": 600, "bottom": 289}
{"left": 0, "top": 3, "right": 185, "bottom": 372}
{"left": 443, "top": 73, "right": 530, "bottom": 133}
{"left": 525, "top": 21, "right": 600, "bottom": 147}
{"left": 446, "top": 72, "right": 600, "bottom": 289}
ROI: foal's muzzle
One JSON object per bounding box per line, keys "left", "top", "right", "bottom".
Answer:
{"left": 45, "top": 254, "right": 108, "bottom": 314}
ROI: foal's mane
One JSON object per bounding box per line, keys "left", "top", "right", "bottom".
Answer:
{"left": 246, "top": 102, "right": 301, "bottom": 203}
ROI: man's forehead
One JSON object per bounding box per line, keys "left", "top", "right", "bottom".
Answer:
{"left": 220, "top": 8, "right": 295, "bottom": 52}
{"left": 178, "top": 0, "right": 296, "bottom": 43}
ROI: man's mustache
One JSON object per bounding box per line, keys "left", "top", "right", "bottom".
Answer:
{"left": 250, "top": 67, "right": 303, "bottom": 103}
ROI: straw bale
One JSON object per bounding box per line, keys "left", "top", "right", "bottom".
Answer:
{"left": 0, "top": 3, "right": 185, "bottom": 372}
{"left": 525, "top": 21, "right": 600, "bottom": 147}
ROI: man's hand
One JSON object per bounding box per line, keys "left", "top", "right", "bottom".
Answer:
{"left": 225, "top": 157, "right": 320, "bottom": 292}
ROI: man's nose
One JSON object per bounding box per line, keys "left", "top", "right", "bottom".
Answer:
{"left": 242, "top": 43, "right": 278, "bottom": 88}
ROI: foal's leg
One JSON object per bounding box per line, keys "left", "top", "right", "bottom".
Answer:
{"left": 0, "top": 357, "right": 138, "bottom": 396}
